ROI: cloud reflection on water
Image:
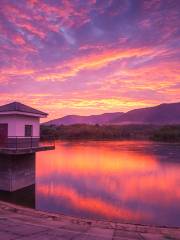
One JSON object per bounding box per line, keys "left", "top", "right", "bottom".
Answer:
{"left": 36, "top": 141, "right": 180, "bottom": 226}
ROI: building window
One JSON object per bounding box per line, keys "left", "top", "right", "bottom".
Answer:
{"left": 25, "top": 125, "right": 32, "bottom": 137}
{"left": 0, "top": 124, "right": 8, "bottom": 146}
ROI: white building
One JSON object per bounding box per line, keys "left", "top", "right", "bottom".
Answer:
{"left": 0, "top": 102, "right": 47, "bottom": 148}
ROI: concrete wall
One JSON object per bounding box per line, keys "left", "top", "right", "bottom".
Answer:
{"left": 0, "top": 153, "right": 35, "bottom": 192}
{"left": 0, "top": 114, "right": 40, "bottom": 137}
{"left": 0, "top": 184, "right": 35, "bottom": 208}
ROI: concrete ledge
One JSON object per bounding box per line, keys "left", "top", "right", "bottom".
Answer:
{"left": 0, "top": 201, "right": 180, "bottom": 239}
{"left": 0, "top": 146, "right": 55, "bottom": 155}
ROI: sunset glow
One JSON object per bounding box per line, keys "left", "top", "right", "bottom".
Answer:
{"left": 0, "top": 0, "right": 179, "bottom": 120}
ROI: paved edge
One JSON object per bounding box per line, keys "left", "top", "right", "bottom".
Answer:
{"left": 0, "top": 200, "right": 180, "bottom": 229}
{"left": 0, "top": 200, "right": 180, "bottom": 240}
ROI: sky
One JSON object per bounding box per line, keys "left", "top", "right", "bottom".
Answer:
{"left": 0, "top": 0, "right": 180, "bottom": 120}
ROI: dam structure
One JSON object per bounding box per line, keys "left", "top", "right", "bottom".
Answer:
{"left": 0, "top": 102, "right": 55, "bottom": 192}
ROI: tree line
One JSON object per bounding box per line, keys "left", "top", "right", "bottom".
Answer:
{"left": 40, "top": 124, "right": 180, "bottom": 142}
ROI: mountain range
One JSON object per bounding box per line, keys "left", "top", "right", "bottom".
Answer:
{"left": 44, "top": 112, "right": 124, "bottom": 125}
{"left": 43, "top": 102, "right": 180, "bottom": 126}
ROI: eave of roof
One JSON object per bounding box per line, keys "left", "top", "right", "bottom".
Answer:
{"left": 0, "top": 102, "right": 48, "bottom": 117}
{"left": 0, "top": 111, "right": 47, "bottom": 118}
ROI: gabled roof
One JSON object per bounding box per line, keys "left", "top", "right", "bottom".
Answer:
{"left": 0, "top": 102, "right": 48, "bottom": 117}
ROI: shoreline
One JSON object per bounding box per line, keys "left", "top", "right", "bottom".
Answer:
{"left": 41, "top": 137, "right": 180, "bottom": 143}
{"left": 0, "top": 200, "right": 180, "bottom": 239}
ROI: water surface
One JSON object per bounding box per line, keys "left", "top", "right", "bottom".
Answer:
{"left": 1, "top": 140, "right": 180, "bottom": 227}
{"left": 35, "top": 140, "right": 180, "bottom": 227}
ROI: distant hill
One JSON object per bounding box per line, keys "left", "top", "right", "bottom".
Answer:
{"left": 111, "top": 102, "right": 180, "bottom": 125}
{"left": 43, "top": 112, "right": 124, "bottom": 125}
{"left": 43, "top": 102, "right": 180, "bottom": 126}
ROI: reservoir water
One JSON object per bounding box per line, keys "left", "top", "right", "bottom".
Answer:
{"left": 1, "top": 140, "right": 180, "bottom": 227}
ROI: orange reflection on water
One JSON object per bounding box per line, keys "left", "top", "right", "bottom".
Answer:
{"left": 38, "top": 184, "right": 149, "bottom": 221}
{"left": 36, "top": 141, "right": 180, "bottom": 226}
{"left": 37, "top": 141, "right": 158, "bottom": 176}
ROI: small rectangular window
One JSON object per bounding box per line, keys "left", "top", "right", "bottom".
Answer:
{"left": 25, "top": 125, "right": 32, "bottom": 137}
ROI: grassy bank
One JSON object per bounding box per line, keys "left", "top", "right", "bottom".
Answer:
{"left": 40, "top": 124, "right": 180, "bottom": 142}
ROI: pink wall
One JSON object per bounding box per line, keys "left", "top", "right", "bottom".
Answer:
{"left": 0, "top": 114, "right": 40, "bottom": 137}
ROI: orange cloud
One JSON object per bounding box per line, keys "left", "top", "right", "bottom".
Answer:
{"left": 16, "top": 22, "right": 46, "bottom": 39}
{"left": 1, "top": 68, "right": 35, "bottom": 76}
{"left": 12, "top": 35, "right": 26, "bottom": 45}
{"left": 37, "top": 47, "right": 164, "bottom": 81}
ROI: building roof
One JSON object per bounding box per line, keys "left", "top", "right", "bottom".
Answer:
{"left": 0, "top": 102, "right": 48, "bottom": 117}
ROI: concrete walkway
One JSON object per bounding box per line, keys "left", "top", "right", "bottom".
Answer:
{"left": 0, "top": 201, "right": 180, "bottom": 240}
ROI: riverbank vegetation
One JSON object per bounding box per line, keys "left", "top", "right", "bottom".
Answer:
{"left": 40, "top": 124, "right": 180, "bottom": 142}
{"left": 151, "top": 125, "right": 180, "bottom": 142}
